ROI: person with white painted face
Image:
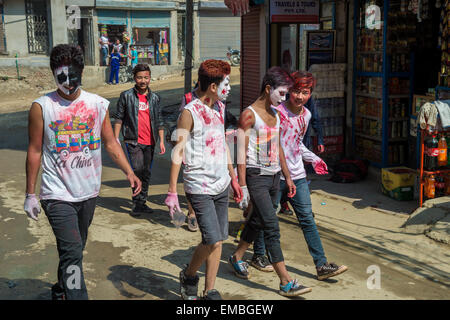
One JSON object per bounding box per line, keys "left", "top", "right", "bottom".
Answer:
{"left": 24, "top": 44, "right": 142, "bottom": 300}
{"left": 229, "top": 66, "right": 312, "bottom": 297}
{"left": 173, "top": 71, "right": 237, "bottom": 232}
{"left": 165, "top": 60, "right": 243, "bottom": 300}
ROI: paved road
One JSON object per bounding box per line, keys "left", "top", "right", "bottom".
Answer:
{"left": 0, "top": 77, "right": 449, "bottom": 300}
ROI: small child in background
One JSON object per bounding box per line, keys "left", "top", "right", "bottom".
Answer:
{"left": 109, "top": 48, "right": 121, "bottom": 85}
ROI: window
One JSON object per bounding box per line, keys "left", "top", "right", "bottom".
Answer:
{"left": 25, "top": 0, "right": 49, "bottom": 54}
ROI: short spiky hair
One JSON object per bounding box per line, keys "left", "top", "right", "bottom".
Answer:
{"left": 198, "top": 59, "right": 230, "bottom": 92}
{"left": 50, "top": 44, "right": 84, "bottom": 73}
{"left": 133, "top": 63, "right": 151, "bottom": 77}
{"left": 290, "top": 71, "right": 316, "bottom": 92}
{"left": 260, "top": 66, "right": 293, "bottom": 94}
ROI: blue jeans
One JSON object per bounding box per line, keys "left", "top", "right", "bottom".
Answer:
{"left": 40, "top": 197, "right": 97, "bottom": 300}
{"left": 101, "top": 47, "right": 108, "bottom": 66}
{"left": 253, "top": 178, "right": 327, "bottom": 268}
{"left": 109, "top": 66, "right": 119, "bottom": 84}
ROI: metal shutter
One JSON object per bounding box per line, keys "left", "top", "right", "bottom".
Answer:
{"left": 199, "top": 10, "right": 240, "bottom": 60}
{"left": 240, "top": 5, "right": 261, "bottom": 111}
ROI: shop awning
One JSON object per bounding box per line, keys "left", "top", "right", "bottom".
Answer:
{"left": 131, "top": 11, "right": 170, "bottom": 28}
{"left": 97, "top": 9, "right": 127, "bottom": 25}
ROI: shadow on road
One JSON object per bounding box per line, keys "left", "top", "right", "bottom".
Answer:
{"left": 107, "top": 265, "right": 180, "bottom": 300}
{"left": 0, "top": 278, "right": 53, "bottom": 300}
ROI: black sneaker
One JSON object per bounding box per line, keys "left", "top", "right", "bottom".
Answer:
{"left": 179, "top": 265, "right": 199, "bottom": 300}
{"left": 203, "top": 289, "right": 223, "bottom": 300}
{"left": 317, "top": 262, "right": 348, "bottom": 280}
{"left": 250, "top": 255, "right": 274, "bottom": 272}
{"left": 279, "top": 279, "right": 312, "bottom": 297}
{"left": 279, "top": 205, "right": 293, "bottom": 216}
{"left": 131, "top": 203, "right": 154, "bottom": 216}
{"left": 51, "top": 283, "right": 65, "bottom": 300}
{"left": 228, "top": 255, "right": 250, "bottom": 279}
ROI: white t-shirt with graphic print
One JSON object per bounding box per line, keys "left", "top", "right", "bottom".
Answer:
{"left": 34, "top": 90, "right": 109, "bottom": 202}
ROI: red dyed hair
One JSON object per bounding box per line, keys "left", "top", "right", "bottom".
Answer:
{"left": 198, "top": 59, "right": 230, "bottom": 91}
{"left": 290, "top": 71, "right": 316, "bottom": 92}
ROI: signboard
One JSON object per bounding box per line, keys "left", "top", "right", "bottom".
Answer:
{"left": 270, "top": 0, "right": 319, "bottom": 23}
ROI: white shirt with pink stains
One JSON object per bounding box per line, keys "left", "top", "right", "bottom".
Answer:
{"left": 182, "top": 98, "right": 231, "bottom": 195}
{"left": 34, "top": 90, "right": 109, "bottom": 202}
{"left": 275, "top": 102, "right": 320, "bottom": 180}
{"left": 246, "top": 106, "right": 281, "bottom": 175}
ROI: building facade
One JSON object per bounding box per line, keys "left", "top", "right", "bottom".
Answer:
{"left": 0, "top": 0, "right": 241, "bottom": 68}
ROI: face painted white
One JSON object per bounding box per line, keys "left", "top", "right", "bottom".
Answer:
{"left": 217, "top": 75, "right": 231, "bottom": 101}
{"left": 269, "top": 86, "right": 289, "bottom": 106}
{"left": 54, "top": 65, "right": 81, "bottom": 96}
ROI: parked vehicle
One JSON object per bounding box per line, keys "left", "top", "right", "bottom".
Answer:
{"left": 226, "top": 47, "right": 240, "bottom": 66}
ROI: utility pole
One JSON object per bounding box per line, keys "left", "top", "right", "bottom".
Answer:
{"left": 184, "top": 0, "right": 193, "bottom": 94}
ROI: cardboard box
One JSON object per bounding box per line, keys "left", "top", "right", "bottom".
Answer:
{"left": 382, "top": 167, "right": 416, "bottom": 191}
{"left": 381, "top": 166, "right": 417, "bottom": 200}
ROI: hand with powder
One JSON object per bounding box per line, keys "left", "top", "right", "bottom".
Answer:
{"left": 313, "top": 159, "right": 328, "bottom": 175}
{"left": 24, "top": 194, "right": 41, "bottom": 221}
{"left": 164, "top": 192, "right": 181, "bottom": 218}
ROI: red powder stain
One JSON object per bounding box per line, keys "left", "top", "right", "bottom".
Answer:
{"left": 221, "top": 89, "right": 227, "bottom": 95}
{"left": 205, "top": 97, "right": 211, "bottom": 104}
{"left": 194, "top": 103, "right": 212, "bottom": 125}
{"left": 206, "top": 136, "right": 216, "bottom": 156}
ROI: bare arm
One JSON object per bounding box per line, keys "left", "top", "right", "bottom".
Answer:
{"left": 26, "top": 103, "right": 43, "bottom": 194}
{"left": 113, "top": 121, "right": 122, "bottom": 139}
{"left": 168, "top": 109, "right": 193, "bottom": 193}
{"left": 237, "top": 108, "right": 254, "bottom": 186}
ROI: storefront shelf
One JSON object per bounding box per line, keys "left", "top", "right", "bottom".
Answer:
{"left": 356, "top": 71, "right": 382, "bottom": 77}
{"left": 352, "top": 0, "right": 414, "bottom": 167}
{"left": 356, "top": 113, "right": 380, "bottom": 121}
{"left": 355, "top": 92, "right": 382, "bottom": 99}
{"left": 355, "top": 133, "right": 382, "bottom": 142}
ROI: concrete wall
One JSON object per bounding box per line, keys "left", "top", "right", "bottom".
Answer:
{"left": 49, "top": 0, "right": 68, "bottom": 47}
{"left": 3, "top": 0, "right": 28, "bottom": 57}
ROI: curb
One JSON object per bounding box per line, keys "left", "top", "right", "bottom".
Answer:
{"left": 310, "top": 189, "right": 410, "bottom": 218}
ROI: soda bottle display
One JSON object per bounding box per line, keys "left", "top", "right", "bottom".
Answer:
{"left": 436, "top": 175, "right": 446, "bottom": 197}
{"left": 424, "top": 174, "right": 436, "bottom": 199}
{"left": 438, "top": 135, "right": 448, "bottom": 168}
{"left": 424, "top": 135, "right": 439, "bottom": 171}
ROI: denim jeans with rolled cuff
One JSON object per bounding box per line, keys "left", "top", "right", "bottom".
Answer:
{"left": 253, "top": 178, "right": 327, "bottom": 268}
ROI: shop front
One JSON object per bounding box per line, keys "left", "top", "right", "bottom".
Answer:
{"left": 352, "top": 0, "right": 449, "bottom": 170}
{"left": 96, "top": 8, "right": 173, "bottom": 67}
{"left": 97, "top": 9, "right": 129, "bottom": 66}
{"left": 131, "top": 11, "right": 171, "bottom": 66}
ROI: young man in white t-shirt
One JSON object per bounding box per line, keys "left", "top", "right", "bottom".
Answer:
{"left": 252, "top": 71, "right": 348, "bottom": 281}
{"left": 24, "top": 44, "right": 141, "bottom": 300}
{"left": 165, "top": 60, "right": 243, "bottom": 300}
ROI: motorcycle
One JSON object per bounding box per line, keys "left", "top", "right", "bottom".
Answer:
{"left": 226, "top": 47, "right": 240, "bottom": 66}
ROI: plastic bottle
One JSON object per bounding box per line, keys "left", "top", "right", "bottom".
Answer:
{"left": 425, "top": 174, "right": 436, "bottom": 199}
{"left": 438, "top": 135, "right": 448, "bottom": 167}
{"left": 425, "top": 135, "right": 439, "bottom": 171}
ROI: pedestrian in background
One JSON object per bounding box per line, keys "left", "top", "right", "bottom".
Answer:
{"left": 108, "top": 48, "right": 121, "bottom": 85}
{"left": 112, "top": 64, "right": 166, "bottom": 216}
{"left": 98, "top": 32, "right": 110, "bottom": 66}
{"left": 129, "top": 45, "right": 139, "bottom": 70}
